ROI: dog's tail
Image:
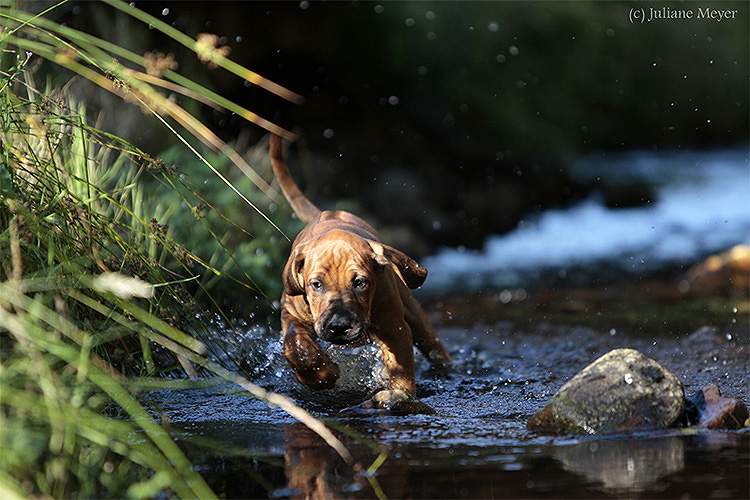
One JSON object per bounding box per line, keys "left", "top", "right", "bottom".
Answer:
{"left": 270, "top": 134, "right": 321, "bottom": 224}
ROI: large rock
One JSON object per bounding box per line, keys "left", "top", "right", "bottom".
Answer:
{"left": 527, "top": 348, "right": 684, "bottom": 434}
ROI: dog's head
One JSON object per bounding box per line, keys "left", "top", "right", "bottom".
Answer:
{"left": 282, "top": 229, "right": 427, "bottom": 344}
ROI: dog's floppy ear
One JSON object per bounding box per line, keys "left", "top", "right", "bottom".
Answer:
{"left": 369, "top": 241, "right": 428, "bottom": 289}
{"left": 282, "top": 247, "right": 307, "bottom": 296}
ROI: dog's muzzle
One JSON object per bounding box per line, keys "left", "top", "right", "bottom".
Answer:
{"left": 317, "top": 307, "right": 367, "bottom": 345}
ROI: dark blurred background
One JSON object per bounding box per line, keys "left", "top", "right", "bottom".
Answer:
{"left": 57, "top": 0, "right": 748, "bottom": 258}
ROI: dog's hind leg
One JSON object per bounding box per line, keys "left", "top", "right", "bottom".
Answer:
{"left": 398, "top": 284, "right": 452, "bottom": 369}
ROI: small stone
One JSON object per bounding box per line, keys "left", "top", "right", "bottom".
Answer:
{"left": 685, "top": 384, "right": 749, "bottom": 430}
{"left": 527, "top": 348, "right": 684, "bottom": 434}
{"left": 683, "top": 326, "right": 724, "bottom": 347}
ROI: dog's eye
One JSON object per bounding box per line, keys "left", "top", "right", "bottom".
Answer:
{"left": 352, "top": 277, "right": 369, "bottom": 290}
{"left": 309, "top": 279, "right": 324, "bottom": 291}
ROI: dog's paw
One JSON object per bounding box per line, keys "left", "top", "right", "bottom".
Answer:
{"left": 425, "top": 350, "right": 454, "bottom": 373}
{"left": 369, "top": 389, "right": 437, "bottom": 415}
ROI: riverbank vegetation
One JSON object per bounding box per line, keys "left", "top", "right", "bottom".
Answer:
{"left": 0, "top": 2, "right": 371, "bottom": 497}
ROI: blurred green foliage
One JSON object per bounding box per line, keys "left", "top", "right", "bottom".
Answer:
{"left": 380, "top": 1, "right": 748, "bottom": 158}
{"left": 154, "top": 140, "right": 302, "bottom": 304}
{"left": 122, "top": 1, "right": 746, "bottom": 164}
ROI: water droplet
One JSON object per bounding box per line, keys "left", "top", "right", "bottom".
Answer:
{"left": 508, "top": 45, "right": 519, "bottom": 56}
{"left": 624, "top": 373, "right": 633, "bottom": 384}
{"left": 323, "top": 128, "right": 334, "bottom": 139}
{"left": 488, "top": 21, "right": 499, "bottom": 32}
{"left": 161, "top": 7, "right": 169, "bottom": 16}
{"left": 499, "top": 289, "right": 512, "bottom": 304}
{"left": 609, "top": 328, "right": 617, "bottom": 336}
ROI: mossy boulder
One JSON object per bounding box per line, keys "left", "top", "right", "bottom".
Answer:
{"left": 527, "top": 348, "right": 684, "bottom": 434}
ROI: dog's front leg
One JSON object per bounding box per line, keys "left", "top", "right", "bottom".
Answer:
{"left": 282, "top": 313, "right": 340, "bottom": 390}
{"left": 366, "top": 321, "right": 435, "bottom": 414}
{"left": 377, "top": 324, "right": 417, "bottom": 396}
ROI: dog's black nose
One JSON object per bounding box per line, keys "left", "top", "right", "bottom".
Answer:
{"left": 326, "top": 316, "right": 350, "bottom": 338}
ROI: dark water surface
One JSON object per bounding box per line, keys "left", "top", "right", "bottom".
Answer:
{"left": 155, "top": 281, "right": 749, "bottom": 499}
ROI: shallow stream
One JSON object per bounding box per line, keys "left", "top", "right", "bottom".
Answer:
{"left": 157, "top": 297, "right": 748, "bottom": 499}
{"left": 153, "top": 150, "right": 748, "bottom": 498}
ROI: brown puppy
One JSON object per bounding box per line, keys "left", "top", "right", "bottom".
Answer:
{"left": 270, "top": 135, "right": 450, "bottom": 408}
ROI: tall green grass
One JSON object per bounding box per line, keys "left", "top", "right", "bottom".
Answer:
{"left": 0, "top": 61, "right": 219, "bottom": 499}
{"left": 1, "top": 1, "right": 386, "bottom": 498}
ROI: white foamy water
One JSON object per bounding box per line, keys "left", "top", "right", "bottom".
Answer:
{"left": 420, "top": 149, "right": 749, "bottom": 294}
